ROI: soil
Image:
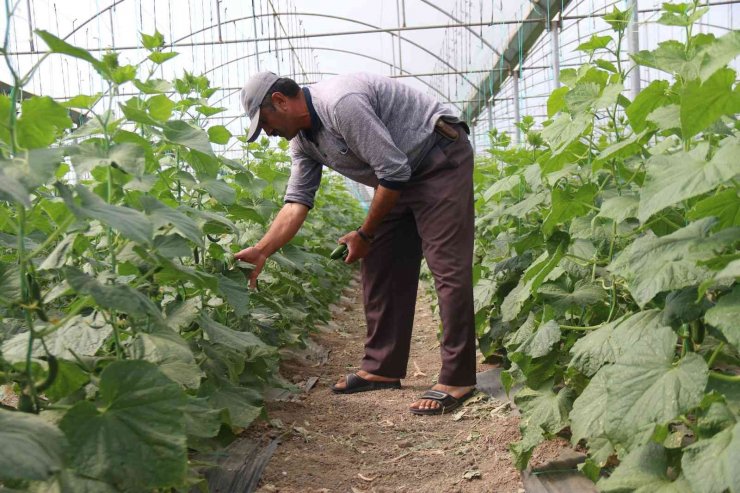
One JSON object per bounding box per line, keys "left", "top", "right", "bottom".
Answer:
{"left": 250, "top": 274, "right": 538, "bottom": 493}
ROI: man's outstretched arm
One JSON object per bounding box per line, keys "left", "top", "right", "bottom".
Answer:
{"left": 234, "top": 202, "right": 310, "bottom": 288}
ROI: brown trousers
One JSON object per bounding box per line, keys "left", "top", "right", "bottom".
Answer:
{"left": 360, "top": 127, "right": 476, "bottom": 386}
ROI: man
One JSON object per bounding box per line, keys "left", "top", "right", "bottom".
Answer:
{"left": 235, "top": 71, "right": 476, "bottom": 415}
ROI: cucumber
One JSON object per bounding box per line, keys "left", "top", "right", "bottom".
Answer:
{"left": 330, "top": 243, "right": 348, "bottom": 260}
{"left": 36, "top": 355, "right": 58, "bottom": 393}
{"left": 690, "top": 320, "right": 705, "bottom": 345}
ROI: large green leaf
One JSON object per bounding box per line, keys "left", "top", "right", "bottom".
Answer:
{"left": 681, "top": 68, "right": 740, "bottom": 140}
{"left": 501, "top": 248, "right": 565, "bottom": 322}
{"left": 511, "top": 384, "right": 573, "bottom": 469}
{"left": 538, "top": 281, "right": 606, "bottom": 310}
{"left": 603, "top": 325, "right": 708, "bottom": 451}
{"left": 626, "top": 80, "right": 673, "bottom": 132}
{"left": 698, "top": 30, "right": 740, "bottom": 82}
{"left": 36, "top": 29, "right": 105, "bottom": 74}
{"left": 148, "top": 94, "right": 175, "bottom": 121}
{"left": 542, "top": 184, "right": 597, "bottom": 237}
{"left": 202, "top": 178, "right": 236, "bottom": 204}
{"left": 570, "top": 371, "right": 614, "bottom": 464}
{"left": 510, "top": 320, "right": 560, "bottom": 359}
{"left": 638, "top": 138, "right": 740, "bottom": 223}
{"left": 2, "top": 311, "right": 112, "bottom": 361}
{"left": 599, "top": 442, "right": 692, "bottom": 493}
{"left": 132, "top": 328, "right": 203, "bottom": 388}
{"left": 208, "top": 125, "right": 232, "bottom": 144}
{"left": 58, "top": 184, "right": 153, "bottom": 244}
{"left": 163, "top": 120, "right": 214, "bottom": 155}
{"left": 198, "top": 379, "right": 262, "bottom": 428}
{"left": 59, "top": 360, "right": 188, "bottom": 491}
{"left": 16, "top": 96, "right": 74, "bottom": 148}
{"left": 704, "top": 285, "right": 740, "bottom": 350}
{"left": 140, "top": 195, "right": 204, "bottom": 247}
{"left": 681, "top": 422, "right": 740, "bottom": 493}
{"left": 570, "top": 310, "right": 664, "bottom": 377}
{"left": 0, "top": 409, "right": 67, "bottom": 481}
{"left": 598, "top": 195, "right": 639, "bottom": 223}
{"left": 608, "top": 218, "right": 737, "bottom": 307}
{"left": 64, "top": 267, "right": 162, "bottom": 319}
{"left": 541, "top": 112, "right": 592, "bottom": 155}
{"left": 687, "top": 189, "right": 740, "bottom": 229}
{"left": 217, "top": 274, "right": 250, "bottom": 318}
{"left": 198, "top": 315, "right": 270, "bottom": 358}
{"left": 71, "top": 142, "right": 146, "bottom": 175}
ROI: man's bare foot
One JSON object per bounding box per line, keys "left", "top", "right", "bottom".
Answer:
{"left": 409, "top": 384, "right": 476, "bottom": 412}
{"left": 333, "top": 370, "right": 399, "bottom": 390}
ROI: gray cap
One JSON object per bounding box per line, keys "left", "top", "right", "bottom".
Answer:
{"left": 240, "top": 71, "right": 279, "bottom": 142}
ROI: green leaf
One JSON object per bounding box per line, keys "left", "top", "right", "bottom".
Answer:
{"left": 202, "top": 178, "right": 236, "bottom": 204}
{"left": 687, "top": 189, "right": 740, "bottom": 229}
{"left": 638, "top": 138, "right": 740, "bottom": 223}
{"left": 196, "top": 105, "right": 226, "bottom": 117}
{"left": 2, "top": 311, "right": 113, "bottom": 362}
{"left": 541, "top": 113, "right": 591, "bottom": 155}
{"left": 599, "top": 442, "right": 693, "bottom": 493}
{"left": 681, "top": 422, "right": 740, "bottom": 493}
{"left": 0, "top": 409, "right": 67, "bottom": 481}
{"left": 565, "top": 82, "right": 601, "bottom": 113}
{"left": 511, "top": 320, "right": 561, "bottom": 359}
{"left": 16, "top": 96, "right": 73, "bottom": 148}
{"left": 704, "top": 285, "right": 740, "bottom": 350}
{"left": 148, "top": 51, "right": 179, "bottom": 64}
{"left": 163, "top": 120, "right": 214, "bottom": 155}
{"left": 45, "top": 358, "right": 90, "bottom": 401}
{"left": 570, "top": 371, "right": 614, "bottom": 464}
{"left": 132, "top": 328, "right": 203, "bottom": 389}
{"left": 681, "top": 68, "right": 740, "bottom": 139}
{"left": 62, "top": 93, "right": 102, "bottom": 109}
{"left": 64, "top": 267, "right": 162, "bottom": 319}
{"left": 198, "top": 314, "right": 271, "bottom": 358}
{"left": 647, "top": 104, "right": 681, "bottom": 131}
{"left": 148, "top": 94, "right": 175, "bottom": 121}
{"left": 59, "top": 360, "right": 188, "bottom": 491}
{"left": 632, "top": 40, "right": 698, "bottom": 79}
{"left": 71, "top": 141, "right": 146, "bottom": 175}
{"left": 547, "top": 86, "right": 569, "bottom": 117}
{"left": 217, "top": 274, "right": 250, "bottom": 318}
{"left": 512, "top": 384, "right": 573, "bottom": 469}
{"left": 133, "top": 78, "right": 173, "bottom": 94}
{"left": 36, "top": 29, "right": 105, "bottom": 74}
{"left": 141, "top": 30, "right": 165, "bottom": 50}
{"left": 576, "top": 34, "right": 612, "bottom": 53}
{"left": 609, "top": 219, "right": 738, "bottom": 306}
{"left": 182, "top": 396, "right": 222, "bottom": 438}
{"left": 501, "top": 247, "right": 566, "bottom": 322}
{"left": 110, "top": 64, "right": 137, "bottom": 84}
{"left": 603, "top": 325, "right": 708, "bottom": 451}
{"left": 598, "top": 194, "right": 639, "bottom": 223}
{"left": 70, "top": 184, "right": 153, "bottom": 243}
{"left": 698, "top": 31, "right": 740, "bottom": 82}
{"left": 165, "top": 297, "right": 202, "bottom": 331}
{"left": 627, "top": 80, "right": 672, "bottom": 132}
{"left": 198, "top": 379, "right": 262, "bottom": 428}
{"left": 570, "top": 310, "right": 665, "bottom": 377}
{"left": 538, "top": 281, "right": 606, "bottom": 310}
{"left": 603, "top": 6, "right": 631, "bottom": 32}
{"left": 543, "top": 184, "right": 597, "bottom": 237}
{"left": 120, "top": 97, "right": 160, "bottom": 126}
{"left": 140, "top": 195, "right": 204, "bottom": 247}
{"left": 208, "top": 125, "right": 232, "bottom": 144}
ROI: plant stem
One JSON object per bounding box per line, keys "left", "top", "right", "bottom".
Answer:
{"left": 20, "top": 215, "right": 75, "bottom": 262}
{"left": 560, "top": 324, "right": 603, "bottom": 331}
{"left": 709, "top": 371, "right": 740, "bottom": 383}
{"left": 707, "top": 342, "right": 725, "bottom": 368}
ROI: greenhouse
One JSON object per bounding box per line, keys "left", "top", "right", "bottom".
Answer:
{"left": 0, "top": 0, "right": 738, "bottom": 491}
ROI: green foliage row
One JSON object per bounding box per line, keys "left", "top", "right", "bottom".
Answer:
{"left": 471, "top": 3, "right": 739, "bottom": 491}
{"left": 0, "top": 25, "right": 363, "bottom": 492}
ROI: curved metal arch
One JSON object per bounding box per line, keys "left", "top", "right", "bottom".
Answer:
{"left": 169, "top": 11, "right": 477, "bottom": 89}
{"left": 205, "top": 46, "right": 460, "bottom": 109}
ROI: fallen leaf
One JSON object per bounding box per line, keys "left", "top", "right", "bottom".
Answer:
{"left": 452, "top": 408, "right": 467, "bottom": 421}
{"left": 463, "top": 469, "right": 482, "bottom": 480}
{"left": 412, "top": 360, "right": 427, "bottom": 377}
{"left": 358, "top": 473, "right": 376, "bottom": 482}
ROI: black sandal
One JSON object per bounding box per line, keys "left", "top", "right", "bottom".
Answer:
{"left": 410, "top": 389, "right": 477, "bottom": 415}
{"left": 331, "top": 373, "right": 401, "bottom": 394}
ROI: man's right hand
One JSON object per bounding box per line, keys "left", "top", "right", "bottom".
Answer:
{"left": 234, "top": 246, "right": 268, "bottom": 290}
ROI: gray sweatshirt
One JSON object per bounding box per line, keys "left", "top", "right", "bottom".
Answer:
{"left": 284, "top": 72, "right": 461, "bottom": 208}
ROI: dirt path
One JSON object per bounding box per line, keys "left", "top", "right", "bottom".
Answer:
{"left": 252, "top": 274, "right": 525, "bottom": 493}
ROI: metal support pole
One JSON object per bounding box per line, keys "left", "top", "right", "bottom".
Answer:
{"left": 396, "top": 0, "right": 404, "bottom": 76}
{"left": 487, "top": 101, "right": 493, "bottom": 134}
{"left": 471, "top": 124, "right": 477, "bottom": 154}
{"left": 628, "top": 0, "right": 641, "bottom": 98}
{"left": 550, "top": 19, "right": 560, "bottom": 89}
{"left": 512, "top": 71, "right": 521, "bottom": 145}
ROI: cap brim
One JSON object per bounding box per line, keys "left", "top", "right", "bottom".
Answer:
{"left": 246, "top": 107, "right": 262, "bottom": 142}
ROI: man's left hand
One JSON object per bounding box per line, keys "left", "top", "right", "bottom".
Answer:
{"left": 338, "top": 230, "right": 371, "bottom": 263}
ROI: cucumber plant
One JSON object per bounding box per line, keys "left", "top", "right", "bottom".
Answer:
{"left": 472, "top": 3, "right": 739, "bottom": 489}
{"left": 0, "top": 20, "right": 363, "bottom": 492}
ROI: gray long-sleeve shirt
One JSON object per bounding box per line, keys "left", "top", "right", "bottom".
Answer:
{"left": 284, "top": 72, "right": 461, "bottom": 209}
